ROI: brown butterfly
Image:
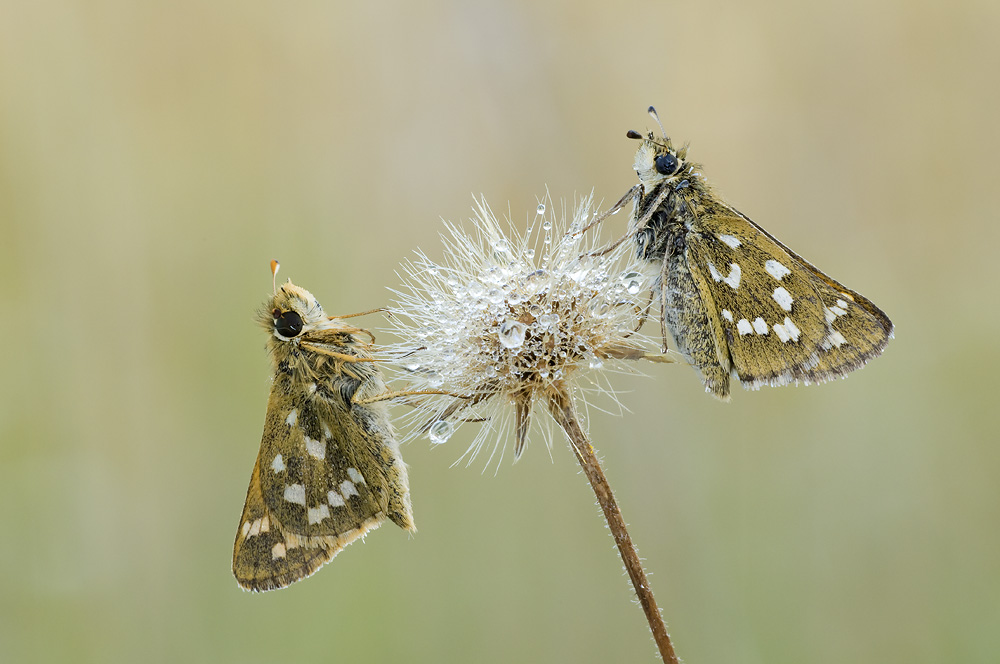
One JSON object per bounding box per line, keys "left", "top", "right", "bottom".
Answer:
{"left": 609, "top": 108, "right": 893, "bottom": 399}
{"left": 233, "top": 262, "right": 413, "bottom": 591}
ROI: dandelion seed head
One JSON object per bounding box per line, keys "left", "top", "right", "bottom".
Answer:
{"left": 386, "top": 194, "right": 657, "bottom": 467}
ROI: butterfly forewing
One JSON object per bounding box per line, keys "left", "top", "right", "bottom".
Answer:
{"left": 687, "top": 213, "right": 828, "bottom": 380}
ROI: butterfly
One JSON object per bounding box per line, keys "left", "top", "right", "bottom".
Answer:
{"left": 614, "top": 108, "right": 893, "bottom": 400}
{"left": 233, "top": 261, "right": 414, "bottom": 591}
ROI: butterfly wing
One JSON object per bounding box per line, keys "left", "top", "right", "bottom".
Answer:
{"left": 684, "top": 207, "right": 893, "bottom": 392}
{"left": 233, "top": 371, "right": 411, "bottom": 592}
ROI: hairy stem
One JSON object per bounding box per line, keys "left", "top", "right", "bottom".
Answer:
{"left": 549, "top": 389, "right": 679, "bottom": 664}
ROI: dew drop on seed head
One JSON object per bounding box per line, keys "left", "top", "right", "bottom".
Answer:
{"left": 621, "top": 271, "right": 644, "bottom": 295}
{"left": 492, "top": 238, "right": 511, "bottom": 254}
{"left": 428, "top": 420, "right": 454, "bottom": 444}
{"left": 589, "top": 356, "right": 604, "bottom": 369}
{"left": 536, "top": 203, "right": 546, "bottom": 215}
{"left": 497, "top": 320, "right": 528, "bottom": 349}
{"left": 536, "top": 313, "right": 557, "bottom": 329}
{"left": 541, "top": 220, "right": 552, "bottom": 231}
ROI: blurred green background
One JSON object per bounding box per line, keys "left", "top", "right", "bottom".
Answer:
{"left": 2, "top": 1, "right": 998, "bottom": 662}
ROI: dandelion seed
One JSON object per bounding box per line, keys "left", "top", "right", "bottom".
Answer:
{"left": 386, "top": 194, "right": 661, "bottom": 468}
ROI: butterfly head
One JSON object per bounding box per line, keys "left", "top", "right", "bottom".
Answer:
{"left": 265, "top": 281, "right": 327, "bottom": 341}
{"left": 259, "top": 263, "right": 326, "bottom": 341}
{"left": 627, "top": 106, "right": 692, "bottom": 193}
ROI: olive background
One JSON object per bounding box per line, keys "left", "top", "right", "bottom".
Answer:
{"left": 2, "top": 2, "right": 998, "bottom": 663}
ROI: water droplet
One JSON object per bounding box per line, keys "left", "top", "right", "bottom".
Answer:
{"left": 467, "top": 281, "right": 485, "bottom": 298}
{"left": 492, "top": 238, "right": 511, "bottom": 254}
{"left": 428, "top": 420, "right": 454, "bottom": 444}
{"left": 497, "top": 320, "right": 528, "bottom": 349}
{"left": 589, "top": 357, "right": 604, "bottom": 369}
{"left": 541, "top": 220, "right": 552, "bottom": 231}
{"left": 621, "top": 271, "right": 644, "bottom": 295}
{"left": 524, "top": 248, "right": 535, "bottom": 258}
{"left": 536, "top": 203, "right": 546, "bottom": 214}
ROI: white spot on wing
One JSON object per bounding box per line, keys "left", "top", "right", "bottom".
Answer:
{"left": 718, "top": 234, "right": 741, "bottom": 248}
{"left": 836, "top": 299, "right": 849, "bottom": 309}
{"left": 241, "top": 521, "right": 251, "bottom": 537}
{"left": 340, "top": 480, "right": 359, "bottom": 498}
{"left": 248, "top": 518, "right": 261, "bottom": 537}
{"left": 347, "top": 467, "right": 366, "bottom": 485}
{"left": 772, "top": 316, "right": 802, "bottom": 343}
{"left": 260, "top": 515, "right": 269, "bottom": 533}
{"left": 307, "top": 504, "right": 330, "bottom": 524}
{"left": 283, "top": 483, "right": 306, "bottom": 505}
{"left": 772, "top": 287, "right": 794, "bottom": 311}
{"left": 822, "top": 330, "right": 848, "bottom": 349}
{"left": 765, "top": 259, "right": 791, "bottom": 280}
{"left": 707, "top": 261, "right": 722, "bottom": 282}
{"left": 285, "top": 409, "right": 298, "bottom": 427}
{"left": 271, "top": 454, "right": 285, "bottom": 473}
{"left": 722, "top": 263, "right": 741, "bottom": 289}
{"left": 752, "top": 317, "right": 769, "bottom": 335}
{"left": 784, "top": 317, "right": 801, "bottom": 341}
{"left": 721, "top": 309, "right": 733, "bottom": 322}
{"left": 737, "top": 319, "right": 753, "bottom": 335}
{"left": 305, "top": 435, "right": 325, "bottom": 460}
{"left": 328, "top": 490, "right": 345, "bottom": 507}
{"left": 271, "top": 542, "right": 286, "bottom": 559}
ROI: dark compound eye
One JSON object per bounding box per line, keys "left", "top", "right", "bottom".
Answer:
{"left": 654, "top": 153, "right": 678, "bottom": 175}
{"left": 274, "top": 310, "right": 304, "bottom": 338}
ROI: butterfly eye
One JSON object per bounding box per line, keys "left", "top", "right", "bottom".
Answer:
{"left": 654, "top": 153, "right": 678, "bottom": 176}
{"left": 274, "top": 310, "right": 304, "bottom": 338}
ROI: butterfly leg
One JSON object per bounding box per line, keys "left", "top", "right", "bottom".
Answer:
{"left": 574, "top": 184, "right": 641, "bottom": 237}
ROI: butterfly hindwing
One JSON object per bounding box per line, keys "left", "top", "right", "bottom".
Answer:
{"left": 233, "top": 379, "right": 388, "bottom": 592}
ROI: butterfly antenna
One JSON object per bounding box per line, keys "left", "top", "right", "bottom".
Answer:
{"left": 270, "top": 259, "right": 280, "bottom": 295}
{"left": 648, "top": 106, "right": 667, "bottom": 139}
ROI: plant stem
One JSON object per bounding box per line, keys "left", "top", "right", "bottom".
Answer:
{"left": 549, "top": 389, "right": 680, "bottom": 664}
